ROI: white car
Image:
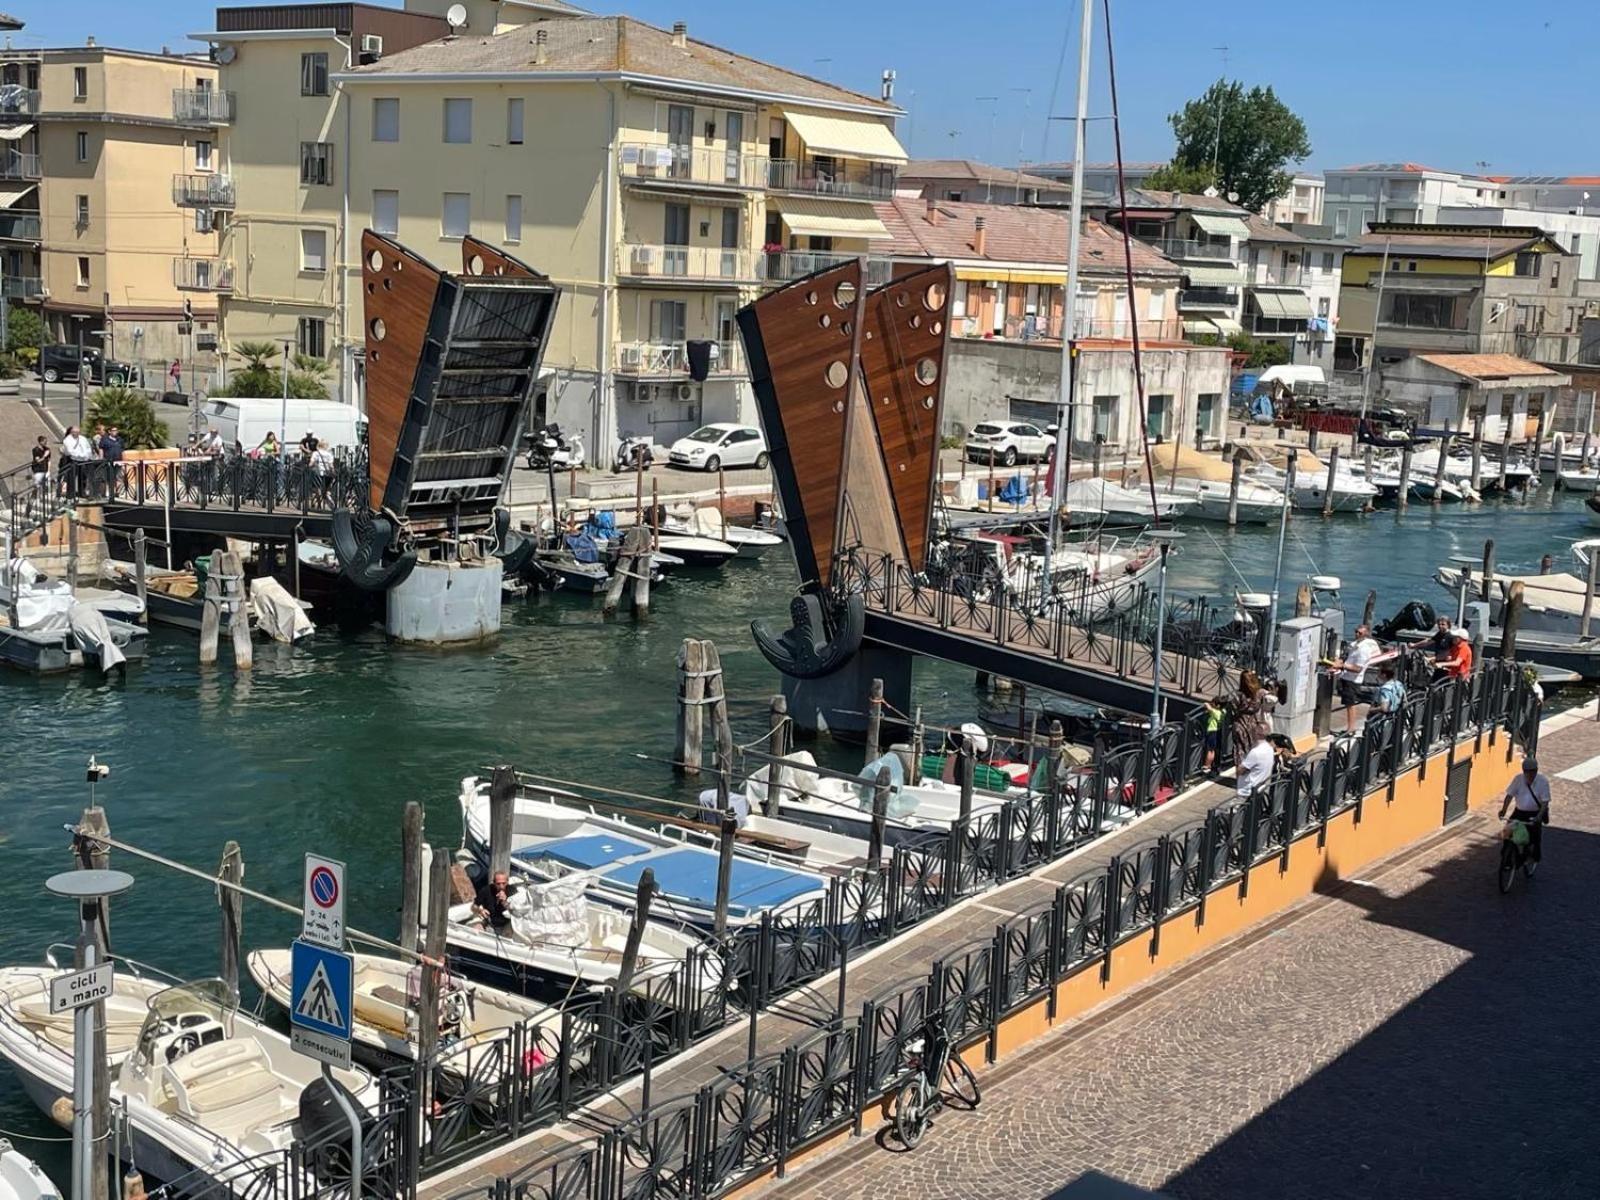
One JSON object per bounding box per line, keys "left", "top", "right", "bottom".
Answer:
{"left": 964, "top": 420, "right": 1053, "bottom": 467}
{"left": 668, "top": 423, "right": 770, "bottom": 471}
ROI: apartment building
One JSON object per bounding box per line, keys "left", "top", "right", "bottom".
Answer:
{"left": 1238, "top": 214, "right": 1348, "bottom": 370}
{"left": 1336, "top": 223, "right": 1600, "bottom": 372}
{"left": 1262, "top": 172, "right": 1323, "bottom": 226}
{"left": 201, "top": 3, "right": 907, "bottom": 451}
{"left": 1095, "top": 189, "right": 1252, "bottom": 339}
{"left": 0, "top": 35, "right": 222, "bottom": 370}
{"left": 896, "top": 159, "right": 1075, "bottom": 207}
{"left": 1321, "top": 163, "right": 1500, "bottom": 238}
{"left": 873, "top": 196, "right": 1230, "bottom": 450}
{"left": 1436, "top": 203, "right": 1600, "bottom": 281}
{"left": 1035, "top": 162, "right": 1322, "bottom": 225}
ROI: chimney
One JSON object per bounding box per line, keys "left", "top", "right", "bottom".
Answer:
{"left": 672, "top": 21, "right": 688, "bottom": 48}
{"left": 925, "top": 196, "right": 940, "bottom": 226}
{"left": 974, "top": 214, "right": 987, "bottom": 256}
{"left": 533, "top": 27, "right": 548, "bottom": 64}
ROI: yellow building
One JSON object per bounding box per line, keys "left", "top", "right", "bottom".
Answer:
{"left": 200, "top": 2, "right": 906, "bottom": 451}
{"left": 0, "top": 37, "right": 222, "bottom": 373}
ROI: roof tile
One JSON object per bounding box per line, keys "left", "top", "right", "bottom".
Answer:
{"left": 1415, "top": 353, "right": 1564, "bottom": 380}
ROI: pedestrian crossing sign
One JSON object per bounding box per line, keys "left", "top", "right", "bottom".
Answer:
{"left": 290, "top": 938, "right": 354, "bottom": 1043}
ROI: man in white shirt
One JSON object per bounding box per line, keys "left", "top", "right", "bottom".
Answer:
{"left": 1236, "top": 737, "right": 1276, "bottom": 799}
{"left": 60, "top": 425, "right": 95, "bottom": 498}
{"left": 1335, "top": 624, "right": 1381, "bottom": 734}
{"left": 1499, "top": 756, "right": 1551, "bottom": 863}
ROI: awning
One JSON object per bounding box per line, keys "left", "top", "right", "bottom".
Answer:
{"left": 1212, "top": 316, "right": 1243, "bottom": 335}
{"left": 1253, "top": 290, "right": 1313, "bottom": 320}
{"left": 954, "top": 266, "right": 1064, "bottom": 286}
{"left": 776, "top": 198, "right": 892, "bottom": 241}
{"left": 1182, "top": 318, "right": 1219, "bottom": 336}
{"left": 779, "top": 108, "right": 907, "bottom": 164}
{"left": 0, "top": 183, "right": 36, "bottom": 208}
{"left": 0, "top": 123, "right": 32, "bottom": 141}
{"left": 1183, "top": 263, "right": 1245, "bottom": 287}
{"left": 1190, "top": 211, "right": 1251, "bottom": 238}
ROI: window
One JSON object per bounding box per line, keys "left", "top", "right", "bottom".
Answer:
{"left": 1551, "top": 258, "right": 1561, "bottom": 290}
{"left": 1195, "top": 393, "right": 1220, "bottom": 441}
{"left": 372, "top": 97, "right": 399, "bottom": 142}
{"left": 300, "top": 228, "right": 327, "bottom": 272}
{"left": 1146, "top": 394, "right": 1172, "bottom": 440}
{"left": 947, "top": 190, "right": 963, "bottom": 202}
{"left": 663, "top": 202, "right": 689, "bottom": 245}
{"left": 506, "top": 98, "right": 523, "bottom": 145}
{"left": 1320, "top": 251, "right": 1335, "bottom": 270}
{"left": 1514, "top": 251, "right": 1540, "bottom": 277}
{"left": 443, "top": 98, "right": 472, "bottom": 144}
{"left": 297, "top": 316, "right": 326, "bottom": 360}
{"left": 195, "top": 139, "right": 212, "bottom": 171}
{"left": 74, "top": 194, "right": 88, "bottom": 228}
{"left": 951, "top": 280, "right": 968, "bottom": 319}
{"left": 193, "top": 260, "right": 212, "bottom": 290}
{"left": 1147, "top": 291, "right": 1166, "bottom": 322}
{"left": 195, "top": 208, "right": 224, "bottom": 234}
{"left": 301, "top": 53, "right": 328, "bottom": 96}
{"left": 1571, "top": 233, "right": 1582, "bottom": 257}
{"left": 651, "top": 298, "right": 686, "bottom": 344}
{"left": 1385, "top": 292, "right": 1463, "bottom": 330}
{"left": 504, "top": 194, "right": 522, "bottom": 242}
{"left": 1332, "top": 208, "right": 1349, "bottom": 238}
{"left": 441, "top": 192, "right": 470, "bottom": 237}
{"left": 72, "top": 66, "right": 86, "bottom": 100}
{"left": 1091, "top": 395, "right": 1118, "bottom": 443}
{"left": 1318, "top": 296, "right": 1331, "bottom": 318}
{"left": 75, "top": 256, "right": 89, "bottom": 287}
{"left": 299, "top": 141, "right": 333, "bottom": 186}
{"left": 1358, "top": 208, "right": 1374, "bottom": 233}
{"left": 74, "top": 131, "right": 87, "bottom": 162}
{"left": 372, "top": 189, "right": 398, "bottom": 235}
{"left": 721, "top": 207, "right": 738, "bottom": 249}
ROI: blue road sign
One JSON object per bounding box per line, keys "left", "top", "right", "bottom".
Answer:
{"left": 290, "top": 937, "right": 354, "bottom": 1042}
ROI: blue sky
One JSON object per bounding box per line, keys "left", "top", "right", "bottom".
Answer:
{"left": 14, "top": 0, "right": 1590, "bottom": 175}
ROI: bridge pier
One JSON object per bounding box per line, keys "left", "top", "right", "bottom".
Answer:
{"left": 385, "top": 559, "right": 503, "bottom": 644}
{"left": 782, "top": 643, "right": 913, "bottom": 740}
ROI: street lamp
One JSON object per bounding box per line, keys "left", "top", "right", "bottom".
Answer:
{"left": 44, "top": 867, "right": 134, "bottom": 1200}
{"left": 1145, "top": 529, "right": 1185, "bottom": 733}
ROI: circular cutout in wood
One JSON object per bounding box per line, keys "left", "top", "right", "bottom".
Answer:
{"left": 806, "top": 290, "right": 819, "bottom": 306}
{"left": 367, "top": 249, "right": 384, "bottom": 272}
{"left": 467, "top": 254, "right": 485, "bottom": 275}
{"left": 834, "top": 279, "right": 857, "bottom": 309}
{"left": 910, "top": 314, "right": 921, "bottom": 329}
{"left": 924, "top": 282, "right": 947, "bottom": 311}
{"left": 366, "top": 282, "right": 375, "bottom": 295}
{"left": 369, "top": 349, "right": 379, "bottom": 363}
{"left": 369, "top": 318, "right": 387, "bottom": 341}
{"left": 932, "top": 321, "right": 944, "bottom": 335}
{"left": 819, "top": 313, "right": 831, "bottom": 328}
{"left": 824, "top": 360, "right": 849, "bottom": 389}
{"left": 914, "top": 357, "right": 938, "bottom": 386}
{"left": 832, "top": 399, "right": 845, "bottom": 413}
{"left": 383, "top": 278, "right": 393, "bottom": 290}
{"left": 894, "top": 291, "right": 908, "bottom": 307}
{"left": 841, "top": 321, "right": 853, "bottom": 336}
{"left": 922, "top": 396, "right": 935, "bottom": 410}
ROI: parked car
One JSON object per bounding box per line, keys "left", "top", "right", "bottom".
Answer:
{"left": 964, "top": 420, "right": 1052, "bottom": 466}
{"left": 668, "top": 423, "right": 769, "bottom": 471}
{"left": 38, "top": 344, "right": 138, "bottom": 386}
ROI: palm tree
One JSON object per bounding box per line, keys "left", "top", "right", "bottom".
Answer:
{"left": 234, "top": 341, "right": 280, "bottom": 372}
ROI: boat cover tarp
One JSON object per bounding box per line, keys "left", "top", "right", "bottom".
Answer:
{"left": 513, "top": 833, "right": 650, "bottom": 872}
{"left": 506, "top": 875, "right": 589, "bottom": 949}
{"left": 856, "top": 751, "right": 915, "bottom": 818}
{"left": 250, "top": 576, "right": 314, "bottom": 643}
{"left": 998, "top": 474, "right": 1029, "bottom": 505}
{"left": 564, "top": 533, "right": 601, "bottom": 564}
{"left": 68, "top": 603, "right": 125, "bottom": 673}
{"left": 602, "top": 850, "right": 823, "bottom": 917}
{"left": 4, "top": 560, "right": 142, "bottom": 630}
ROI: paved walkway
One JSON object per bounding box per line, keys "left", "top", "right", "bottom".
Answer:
{"left": 766, "top": 705, "right": 1600, "bottom": 1200}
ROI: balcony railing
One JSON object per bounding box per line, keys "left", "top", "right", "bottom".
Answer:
{"left": 617, "top": 243, "right": 757, "bottom": 282}
{"left": 1, "top": 275, "right": 42, "bottom": 300}
{"left": 1152, "top": 238, "right": 1235, "bottom": 261}
{"left": 173, "top": 256, "right": 234, "bottom": 292}
{"left": 962, "top": 315, "right": 1185, "bottom": 342}
{"left": 617, "top": 142, "right": 766, "bottom": 189}
{"left": 172, "top": 173, "right": 235, "bottom": 208}
{"left": 1179, "top": 288, "right": 1239, "bottom": 309}
{"left": 1252, "top": 263, "right": 1306, "bottom": 287}
{"left": 761, "top": 249, "right": 892, "bottom": 289}
{"left": 0, "top": 212, "right": 40, "bottom": 241}
{"left": 614, "top": 339, "right": 744, "bottom": 376}
{"left": 0, "top": 152, "right": 39, "bottom": 181}
{"left": 767, "top": 158, "right": 898, "bottom": 201}
{"left": 0, "top": 85, "right": 39, "bottom": 117}
{"left": 173, "top": 88, "right": 235, "bottom": 124}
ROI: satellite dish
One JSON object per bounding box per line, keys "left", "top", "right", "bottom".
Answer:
{"left": 1226, "top": 191, "right": 1239, "bottom": 203}
{"left": 445, "top": 3, "right": 469, "bottom": 29}
{"left": 215, "top": 44, "right": 237, "bottom": 65}
{"left": 1202, "top": 186, "right": 1219, "bottom": 198}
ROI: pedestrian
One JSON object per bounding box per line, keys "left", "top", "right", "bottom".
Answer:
{"left": 169, "top": 358, "right": 182, "bottom": 391}
{"left": 205, "top": 427, "right": 224, "bottom": 457}
{"left": 1235, "top": 734, "right": 1276, "bottom": 799}
{"left": 310, "top": 439, "right": 333, "bottom": 475}
{"left": 1228, "top": 670, "right": 1274, "bottom": 762}
{"left": 1427, "top": 614, "right": 1454, "bottom": 657}
{"left": 1435, "top": 630, "right": 1473, "bottom": 681}
{"left": 472, "top": 871, "right": 519, "bottom": 931}
{"left": 60, "top": 425, "right": 94, "bottom": 497}
{"left": 256, "top": 431, "right": 280, "bottom": 458}
{"left": 91, "top": 421, "right": 108, "bottom": 458}
{"left": 30, "top": 435, "right": 51, "bottom": 488}
{"left": 299, "top": 429, "right": 318, "bottom": 459}
{"left": 1333, "top": 623, "right": 1381, "bottom": 734}
{"left": 100, "top": 424, "right": 125, "bottom": 464}
{"left": 1373, "top": 664, "right": 1405, "bottom": 714}
{"left": 1202, "top": 695, "right": 1225, "bottom": 771}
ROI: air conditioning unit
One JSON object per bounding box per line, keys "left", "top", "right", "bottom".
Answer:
{"left": 361, "top": 34, "right": 383, "bottom": 54}
{"left": 620, "top": 344, "right": 644, "bottom": 367}
{"left": 675, "top": 383, "right": 694, "bottom": 401}
{"left": 630, "top": 246, "right": 656, "bottom": 272}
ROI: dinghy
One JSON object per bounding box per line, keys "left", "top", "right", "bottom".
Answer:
{"left": 0, "top": 560, "right": 147, "bottom": 674}
{"left": 0, "top": 1139, "right": 59, "bottom": 1200}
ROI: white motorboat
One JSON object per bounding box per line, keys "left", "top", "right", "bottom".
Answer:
{"left": 0, "top": 1140, "right": 59, "bottom": 1200}
{"left": 1142, "top": 444, "right": 1285, "bottom": 523}
{"left": 0, "top": 969, "right": 376, "bottom": 1189}
{"left": 0, "top": 559, "right": 147, "bottom": 674}
{"left": 1435, "top": 539, "right": 1600, "bottom": 637}
{"left": 247, "top": 948, "right": 563, "bottom": 1073}
{"left": 1353, "top": 454, "right": 1470, "bottom": 503}
{"left": 1557, "top": 465, "right": 1600, "bottom": 493}
{"left": 652, "top": 533, "right": 737, "bottom": 569}
{"left": 667, "top": 508, "right": 784, "bottom": 560}
{"left": 1061, "top": 478, "right": 1192, "bottom": 524}
{"left": 1236, "top": 446, "right": 1377, "bottom": 512}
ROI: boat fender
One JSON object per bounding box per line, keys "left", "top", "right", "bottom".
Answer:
{"left": 751, "top": 589, "right": 865, "bottom": 679}
{"left": 332, "top": 506, "right": 418, "bottom": 592}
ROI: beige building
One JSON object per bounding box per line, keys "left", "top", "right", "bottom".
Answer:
{"left": 0, "top": 36, "right": 223, "bottom": 373}
{"left": 200, "top": 2, "right": 907, "bottom": 450}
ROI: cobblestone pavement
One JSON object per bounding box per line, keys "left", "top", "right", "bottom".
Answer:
{"left": 768, "top": 714, "right": 1600, "bottom": 1200}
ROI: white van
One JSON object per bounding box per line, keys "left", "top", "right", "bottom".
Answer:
{"left": 204, "top": 397, "right": 364, "bottom": 452}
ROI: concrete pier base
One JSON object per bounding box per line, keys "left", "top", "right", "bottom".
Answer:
{"left": 386, "top": 559, "right": 502, "bottom": 644}
{"left": 783, "top": 643, "right": 913, "bottom": 739}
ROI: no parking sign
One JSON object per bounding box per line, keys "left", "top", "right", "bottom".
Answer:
{"left": 301, "top": 853, "right": 346, "bottom": 949}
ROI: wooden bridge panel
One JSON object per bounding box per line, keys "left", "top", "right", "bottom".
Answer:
{"left": 461, "top": 235, "right": 548, "bottom": 281}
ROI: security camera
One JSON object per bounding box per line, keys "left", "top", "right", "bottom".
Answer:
{"left": 86, "top": 755, "right": 110, "bottom": 782}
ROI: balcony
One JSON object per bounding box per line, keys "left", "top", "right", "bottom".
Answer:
{"left": 761, "top": 249, "right": 892, "bottom": 289}
{"left": 0, "top": 86, "right": 39, "bottom": 117}
{"left": 172, "top": 173, "right": 235, "bottom": 208}
{"left": 962, "top": 315, "right": 1185, "bottom": 342}
{"left": 0, "top": 212, "right": 40, "bottom": 241}
{"left": 615, "top": 339, "right": 745, "bottom": 377}
{"left": 617, "top": 243, "right": 758, "bottom": 284}
{"left": 767, "top": 158, "right": 898, "bottom": 201}
{"left": 617, "top": 142, "right": 766, "bottom": 190}
{"left": 1252, "top": 263, "right": 1306, "bottom": 287}
{"left": 0, "top": 151, "right": 39, "bottom": 181}
{"left": 1, "top": 275, "right": 42, "bottom": 300}
{"left": 1153, "top": 238, "right": 1236, "bottom": 261}
{"left": 1178, "top": 288, "right": 1239, "bottom": 311}
{"left": 173, "top": 256, "right": 234, "bottom": 292}
{"left": 173, "top": 88, "right": 235, "bottom": 124}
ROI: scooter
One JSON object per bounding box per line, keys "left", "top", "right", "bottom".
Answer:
{"left": 524, "top": 423, "right": 585, "bottom": 471}
{"left": 614, "top": 436, "right": 655, "bottom": 473}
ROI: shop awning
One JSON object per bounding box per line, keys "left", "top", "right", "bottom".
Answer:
{"left": 779, "top": 108, "right": 908, "bottom": 164}
{"left": 1190, "top": 211, "right": 1251, "bottom": 238}
{"left": 953, "top": 266, "right": 1065, "bottom": 286}
{"left": 0, "top": 183, "right": 36, "bottom": 208}
{"left": 776, "top": 198, "right": 892, "bottom": 241}
{"left": 1253, "top": 290, "right": 1314, "bottom": 320}
{"left": 1183, "top": 263, "right": 1245, "bottom": 287}
{"left": 1212, "top": 316, "right": 1244, "bottom": 335}
{"left": 1182, "top": 318, "right": 1219, "bottom": 336}
{"left": 0, "top": 123, "right": 32, "bottom": 141}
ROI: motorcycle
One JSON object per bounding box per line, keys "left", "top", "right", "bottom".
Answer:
{"left": 614, "top": 436, "right": 655, "bottom": 473}
{"left": 524, "top": 423, "right": 585, "bottom": 471}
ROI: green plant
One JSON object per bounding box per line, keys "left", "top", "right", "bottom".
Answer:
{"left": 1225, "top": 331, "right": 1290, "bottom": 370}
{"left": 0, "top": 350, "right": 24, "bottom": 379}
{"left": 1142, "top": 161, "right": 1217, "bottom": 196}
{"left": 1165, "top": 81, "right": 1311, "bottom": 213}
{"left": 6, "top": 305, "right": 43, "bottom": 352}
{"left": 88, "top": 386, "right": 168, "bottom": 449}
{"left": 218, "top": 345, "right": 331, "bottom": 400}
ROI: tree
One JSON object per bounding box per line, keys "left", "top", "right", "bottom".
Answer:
{"left": 1140, "top": 161, "right": 1216, "bottom": 197}
{"left": 1226, "top": 331, "right": 1290, "bottom": 370}
{"left": 217, "top": 341, "right": 331, "bottom": 399}
{"left": 1166, "top": 81, "right": 1310, "bottom": 213}
{"left": 88, "top": 387, "right": 169, "bottom": 448}
{"left": 7, "top": 305, "right": 43, "bottom": 351}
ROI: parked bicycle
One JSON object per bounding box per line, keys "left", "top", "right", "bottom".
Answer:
{"left": 890, "top": 1017, "right": 981, "bottom": 1149}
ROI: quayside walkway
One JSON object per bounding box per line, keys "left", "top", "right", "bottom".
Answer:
{"left": 770, "top": 701, "right": 1600, "bottom": 1200}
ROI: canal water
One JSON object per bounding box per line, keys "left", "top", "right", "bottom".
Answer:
{"left": 1, "top": 487, "right": 1593, "bottom": 1166}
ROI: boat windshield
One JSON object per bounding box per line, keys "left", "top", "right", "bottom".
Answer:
{"left": 133, "top": 979, "right": 236, "bottom": 1063}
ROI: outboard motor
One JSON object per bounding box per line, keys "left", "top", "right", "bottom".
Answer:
{"left": 299, "top": 1074, "right": 373, "bottom": 1186}
{"left": 1373, "top": 600, "right": 1436, "bottom": 641}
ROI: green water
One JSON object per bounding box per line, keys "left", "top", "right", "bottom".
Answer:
{"left": 1, "top": 487, "right": 1593, "bottom": 1169}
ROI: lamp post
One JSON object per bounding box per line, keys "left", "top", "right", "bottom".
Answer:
{"left": 45, "top": 867, "right": 134, "bottom": 1200}
{"left": 1146, "top": 529, "right": 1185, "bottom": 733}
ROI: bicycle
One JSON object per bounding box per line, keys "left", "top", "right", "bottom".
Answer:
{"left": 890, "top": 1024, "right": 981, "bottom": 1149}
{"left": 1497, "top": 816, "right": 1539, "bottom": 894}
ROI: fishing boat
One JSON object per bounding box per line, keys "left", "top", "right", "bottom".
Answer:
{"left": 652, "top": 531, "right": 737, "bottom": 569}
{"left": 98, "top": 561, "right": 313, "bottom": 642}
{"left": 246, "top": 948, "right": 562, "bottom": 1073}
{"left": 0, "top": 968, "right": 376, "bottom": 1189}
{"left": 1142, "top": 444, "right": 1285, "bottom": 523}
{"left": 0, "top": 560, "right": 147, "bottom": 674}
{"left": 0, "top": 1140, "right": 58, "bottom": 1200}
{"left": 1556, "top": 463, "right": 1600, "bottom": 492}
{"left": 1060, "top": 478, "right": 1192, "bottom": 524}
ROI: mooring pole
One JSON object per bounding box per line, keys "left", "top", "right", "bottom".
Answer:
{"left": 1396, "top": 443, "right": 1413, "bottom": 514}
{"left": 417, "top": 848, "right": 451, "bottom": 1118}
{"left": 1501, "top": 581, "right": 1524, "bottom": 662}
{"left": 1469, "top": 414, "right": 1484, "bottom": 493}
{"left": 1227, "top": 453, "right": 1243, "bottom": 528}
{"left": 676, "top": 638, "right": 705, "bottom": 777}
{"left": 863, "top": 676, "right": 883, "bottom": 767}
{"left": 1481, "top": 538, "right": 1496, "bottom": 604}
{"left": 132, "top": 529, "right": 147, "bottom": 621}
{"left": 1430, "top": 434, "right": 1450, "bottom": 504}
{"left": 488, "top": 765, "right": 516, "bottom": 883}
{"left": 958, "top": 735, "right": 976, "bottom": 824}
{"left": 711, "top": 813, "right": 738, "bottom": 940}
{"left": 399, "top": 801, "right": 425, "bottom": 954}
{"left": 866, "top": 766, "right": 891, "bottom": 869}
{"left": 217, "top": 841, "right": 244, "bottom": 1000}
{"left": 614, "top": 867, "right": 656, "bottom": 998}
{"left": 1581, "top": 549, "right": 1598, "bottom": 640}
{"left": 1362, "top": 589, "right": 1378, "bottom": 630}
{"left": 1321, "top": 443, "right": 1340, "bottom": 518}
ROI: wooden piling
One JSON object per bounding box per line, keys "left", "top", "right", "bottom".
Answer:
{"left": 217, "top": 841, "right": 244, "bottom": 1000}
{"left": 863, "top": 677, "right": 884, "bottom": 767}
{"left": 1362, "top": 589, "right": 1378, "bottom": 629}
{"left": 632, "top": 527, "right": 651, "bottom": 618}
{"left": 399, "top": 801, "right": 425, "bottom": 954}
{"left": 66, "top": 509, "right": 78, "bottom": 591}
{"left": 1500, "top": 581, "right": 1524, "bottom": 661}
{"left": 909, "top": 706, "right": 924, "bottom": 785}
{"left": 417, "top": 848, "right": 452, "bottom": 1111}
{"left": 1321, "top": 444, "right": 1340, "bottom": 517}
{"left": 1498, "top": 421, "right": 1514, "bottom": 488}
{"left": 675, "top": 638, "right": 706, "bottom": 777}
{"left": 1469, "top": 414, "right": 1484, "bottom": 493}
{"left": 1294, "top": 583, "right": 1313, "bottom": 618}
{"left": 488, "top": 765, "right": 516, "bottom": 882}
{"left": 1362, "top": 443, "right": 1375, "bottom": 491}
{"left": 958, "top": 735, "right": 976, "bottom": 823}
{"left": 711, "top": 813, "right": 738, "bottom": 940}
{"left": 703, "top": 640, "right": 731, "bottom": 759}
{"left": 1531, "top": 413, "right": 1546, "bottom": 481}
{"left": 602, "top": 541, "right": 630, "bottom": 616}
{"left": 1091, "top": 439, "right": 1102, "bottom": 479}
{"left": 1307, "top": 427, "right": 1320, "bottom": 454}
{"left": 1481, "top": 538, "right": 1496, "bottom": 604}
{"left": 769, "top": 694, "right": 789, "bottom": 762}
{"left": 866, "top": 766, "right": 891, "bottom": 871}
{"left": 74, "top": 807, "right": 112, "bottom": 949}
{"left": 1227, "top": 454, "right": 1243, "bottom": 528}
{"left": 1581, "top": 549, "right": 1598, "bottom": 640}
{"left": 227, "top": 556, "right": 253, "bottom": 671}
{"left": 1045, "top": 720, "right": 1063, "bottom": 800}
{"left": 1551, "top": 433, "right": 1566, "bottom": 482}
{"left": 1430, "top": 435, "right": 1450, "bottom": 504}
{"left": 132, "top": 529, "right": 148, "bottom": 622}
{"left": 1397, "top": 444, "right": 1413, "bottom": 513}
{"left": 614, "top": 867, "right": 656, "bottom": 997}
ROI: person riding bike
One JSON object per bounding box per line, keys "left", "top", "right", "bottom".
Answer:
{"left": 1498, "top": 756, "right": 1550, "bottom": 864}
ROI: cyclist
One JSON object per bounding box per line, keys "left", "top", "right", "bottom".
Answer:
{"left": 1498, "top": 756, "right": 1550, "bottom": 864}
